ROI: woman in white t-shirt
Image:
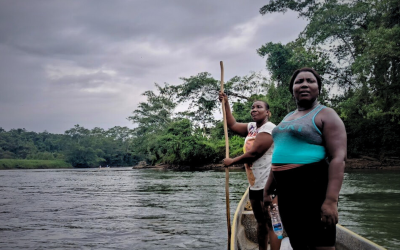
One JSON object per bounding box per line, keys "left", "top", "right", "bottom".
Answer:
{"left": 219, "top": 92, "right": 281, "bottom": 250}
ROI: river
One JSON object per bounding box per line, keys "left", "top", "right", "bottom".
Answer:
{"left": 0, "top": 168, "right": 399, "bottom": 249}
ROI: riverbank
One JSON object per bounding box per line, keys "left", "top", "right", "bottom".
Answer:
{"left": 132, "top": 160, "right": 243, "bottom": 171}
{"left": 132, "top": 157, "right": 400, "bottom": 170}
{"left": 346, "top": 156, "right": 400, "bottom": 169}
{"left": 2, "top": 157, "right": 398, "bottom": 170}
{"left": 0, "top": 159, "right": 72, "bottom": 169}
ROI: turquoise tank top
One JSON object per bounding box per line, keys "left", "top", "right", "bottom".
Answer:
{"left": 272, "top": 104, "right": 326, "bottom": 164}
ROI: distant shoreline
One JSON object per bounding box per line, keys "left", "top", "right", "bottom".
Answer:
{"left": 0, "top": 159, "right": 72, "bottom": 170}
{"left": 345, "top": 157, "right": 400, "bottom": 170}
{"left": 2, "top": 157, "right": 399, "bottom": 170}
{"left": 132, "top": 157, "right": 400, "bottom": 171}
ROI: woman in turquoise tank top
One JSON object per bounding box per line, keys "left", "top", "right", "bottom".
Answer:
{"left": 263, "top": 68, "right": 347, "bottom": 250}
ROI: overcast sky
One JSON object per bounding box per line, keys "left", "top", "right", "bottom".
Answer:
{"left": 0, "top": 1, "right": 307, "bottom": 134}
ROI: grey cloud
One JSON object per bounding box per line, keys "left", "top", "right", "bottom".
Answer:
{"left": 0, "top": 0, "right": 307, "bottom": 133}
{"left": 1, "top": 1, "right": 266, "bottom": 52}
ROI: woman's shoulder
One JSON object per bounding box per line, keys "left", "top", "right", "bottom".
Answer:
{"left": 318, "top": 106, "right": 339, "bottom": 117}
{"left": 259, "top": 121, "right": 276, "bottom": 133}
{"left": 264, "top": 121, "right": 276, "bottom": 128}
{"left": 315, "top": 106, "right": 343, "bottom": 126}
{"left": 282, "top": 110, "right": 296, "bottom": 120}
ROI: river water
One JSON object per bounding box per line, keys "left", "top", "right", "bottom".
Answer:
{"left": 0, "top": 168, "right": 399, "bottom": 250}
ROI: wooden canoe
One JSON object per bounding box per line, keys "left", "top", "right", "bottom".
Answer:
{"left": 231, "top": 189, "right": 386, "bottom": 250}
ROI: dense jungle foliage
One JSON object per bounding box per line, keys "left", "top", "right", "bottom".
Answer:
{"left": 1, "top": 0, "right": 399, "bottom": 167}
{"left": 0, "top": 126, "right": 137, "bottom": 168}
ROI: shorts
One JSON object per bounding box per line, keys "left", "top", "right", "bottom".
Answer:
{"left": 249, "top": 188, "right": 264, "bottom": 201}
{"left": 273, "top": 160, "right": 336, "bottom": 248}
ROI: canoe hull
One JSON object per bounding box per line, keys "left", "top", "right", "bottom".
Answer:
{"left": 231, "top": 189, "right": 386, "bottom": 250}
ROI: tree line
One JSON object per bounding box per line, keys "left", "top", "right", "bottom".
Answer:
{"left": 1, "top": 0, "right": 399, "bottom": 167}
{"left": 0, "top": 126, "right": 137, "bottom": 167}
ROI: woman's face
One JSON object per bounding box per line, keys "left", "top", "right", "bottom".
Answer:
{"left": 292, "top": 71, "right": 320, "bottom": 104}
{"left": 250, "top": 101, "right": 269, "bottom": 122}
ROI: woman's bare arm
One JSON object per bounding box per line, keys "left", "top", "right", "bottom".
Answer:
{"left": 263, "top": 169, "right": 275, "bottom": 205}
{"left": 318, "top": 108, "right": 347, "bottom": 226}
{"left": 223, "top": 132, "right": 273, "bottom": 166}
{"left": 219, "top": 92, "right": 248, "bottom": 137}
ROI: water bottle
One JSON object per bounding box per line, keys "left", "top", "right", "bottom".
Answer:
{"left": 270, "top": 203, "right": 284, "bottom": 240}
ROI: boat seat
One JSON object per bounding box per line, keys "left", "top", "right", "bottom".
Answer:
{"left": 238, "top": 211, "right": 259, "bottom": 250}
{"left": 242, "top": 211, "right": 258, "bottom": 244}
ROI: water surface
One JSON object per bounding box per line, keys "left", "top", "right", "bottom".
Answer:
{"left": 0, "top": 168, "right": 399, "bottom": 249}
{"left": 339, "top": 170, "right": 400, "bottom": 249}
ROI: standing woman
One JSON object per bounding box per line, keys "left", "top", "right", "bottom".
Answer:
{"left": 219, "top": 92, "right": 281, "bottom": 250}
{"left": 264, "top": 68, "right": 347, "bottom": 250}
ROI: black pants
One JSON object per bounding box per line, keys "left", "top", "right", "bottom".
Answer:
{"left": 273, "top": 160, "right": 336, "bottom": 249}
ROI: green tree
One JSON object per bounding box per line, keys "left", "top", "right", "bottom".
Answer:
{"left": 176, "top": 72, "right": 220, "bottom": 133}
{"left": 260, "top": 0, "right": 400, "bottom": 118}
{"left": 257, "top": 39, "right": 331, "bottom": 122}
{"left": 224, "top": 72, "right": 269, "bottom": 100}
{"left": 176, "top": 71, "right": 271, "bottom": 135}
{"left": 65, "top": 124, "right": 90, "bottom": 145}
{"left": 128, "top": 83, "right": 177, "bottom": 136}
{"left": 259, "top": 0, "right": 400, "bottom": 158}
{"left": 65, "top": 145, "right": 103, "bottom": 167}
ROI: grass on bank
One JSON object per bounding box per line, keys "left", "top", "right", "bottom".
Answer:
{"left": 0, "top": 159, "right": 72, "bottom": 169}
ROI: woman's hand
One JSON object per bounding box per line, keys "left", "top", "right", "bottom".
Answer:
{"left": 219, "top": 91, "right": 228, "bottom": 104}
{"left": 217, "top": 91, "right": 248, "bottom": 137}
{"left": 321, "top": 199, "right": 338, "bottom": 227}
{"left": 222, "top": 158, "right": 234, "bottom": 167}
{"left": 263, "top": 188, "right": 273, "bottom": 211}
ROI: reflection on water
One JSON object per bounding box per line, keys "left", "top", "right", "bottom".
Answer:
{"left": 0, "top": 168, "right": 399, "bottom": 249}
{"left": 339, "top": 170, "right": 400, "bottom": 249}
{"left": 0, "top": 168, "right": 248, "bottom": 250}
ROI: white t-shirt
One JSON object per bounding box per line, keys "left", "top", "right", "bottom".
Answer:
{"left": 244, "top": 121, "right": 275, "bottom": 190}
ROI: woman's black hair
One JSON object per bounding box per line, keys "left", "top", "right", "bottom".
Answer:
{"left": 289, "top": 67, "right": 322, "bottom": 95}
{"left": 253, "top": 100, "right": 270, "bottom": 110}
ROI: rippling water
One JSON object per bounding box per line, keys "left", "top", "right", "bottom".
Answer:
{"left": 0, "top": 168, "right": 248, "bottom": 250}
{"left": 339, "top": 170, "right": 400, "bottom": 249}
{"left": 0, "top": 168, "right": 399, "bottom": 249}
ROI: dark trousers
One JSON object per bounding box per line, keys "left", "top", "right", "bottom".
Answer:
{"left": 273, "top": 160, "right": 336, "bottom": 249}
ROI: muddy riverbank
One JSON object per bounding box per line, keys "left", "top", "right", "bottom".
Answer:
{"left": 132, "top": 157, "right": 400, "bottom": 171}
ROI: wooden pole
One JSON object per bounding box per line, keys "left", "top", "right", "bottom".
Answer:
{"left": 220, "top": 61, "right": 231, "bottom": 250}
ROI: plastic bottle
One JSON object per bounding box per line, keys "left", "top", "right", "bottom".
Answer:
{"left": 270, "top": 203, "right": 284, "bottom": 240}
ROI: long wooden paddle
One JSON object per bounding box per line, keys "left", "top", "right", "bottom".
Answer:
{"left": 220, "top": 61, "right": 231, "bottom": 250}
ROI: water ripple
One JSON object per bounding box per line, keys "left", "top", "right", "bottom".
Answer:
{"left": 0, "top": 168, "right": 398, "bottom": 249}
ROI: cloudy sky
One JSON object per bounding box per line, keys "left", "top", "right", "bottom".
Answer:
{"left": 0, "top": 1, "right": 307, "bottom": 134}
